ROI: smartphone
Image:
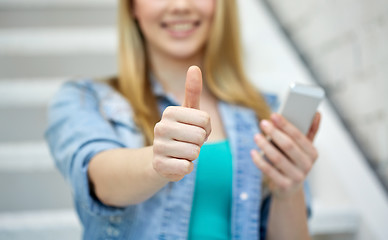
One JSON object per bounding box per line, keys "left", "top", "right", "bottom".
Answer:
{"left": 278, "top": 82, "right": 325, "bottom": 135}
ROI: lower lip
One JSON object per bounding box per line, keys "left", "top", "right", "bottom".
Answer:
{"left": 165, "top": 24, "right": 198, "bottom": 39}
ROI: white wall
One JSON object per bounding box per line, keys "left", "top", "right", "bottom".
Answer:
{"left": 237, "top": 0, "right": 388, "bottom": 239}
{"left": 265, "top": 0, "right": 388, "bottom": 178}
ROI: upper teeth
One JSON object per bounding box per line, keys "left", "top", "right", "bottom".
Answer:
{"left": 170, "top": 23, "right": 193, "bottom": 31}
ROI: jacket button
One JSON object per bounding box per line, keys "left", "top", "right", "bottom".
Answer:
{"left": 240, "top": 192, "right": 249, "bottom": 201}
{"left": 106, "top": 226, "right": 120, "bottom": 237}
{"left": 110, "top": 216, "right": 122, "bottom": 223}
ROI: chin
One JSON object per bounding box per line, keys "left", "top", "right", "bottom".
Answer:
{"left": 166, "top": 44, "right": 205, "bottom": 60}
{"left": 171, "top": 51, "right": 201, "bottom": 60}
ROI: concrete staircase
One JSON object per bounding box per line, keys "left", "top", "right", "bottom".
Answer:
{"left": 1, "top": 0, "right": 376, "bottom": 239}
{"left": 0, "top": 0, "right": 117, "bottom": 238}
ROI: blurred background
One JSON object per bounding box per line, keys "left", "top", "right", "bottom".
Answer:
{"left": 0, "top": 0, "right": 387, "bottom": 239}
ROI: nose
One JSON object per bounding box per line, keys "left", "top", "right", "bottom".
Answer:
{"left": 168, "top": 0, "right": 191, "bottom": 14}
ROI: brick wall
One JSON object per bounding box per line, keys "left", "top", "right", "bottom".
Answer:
{"left": 264, "top": 0, "right": 388, "bottom": 183}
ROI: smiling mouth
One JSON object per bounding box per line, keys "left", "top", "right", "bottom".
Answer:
{"left": 161, "top": 21, "right": 201, "bottom": 32}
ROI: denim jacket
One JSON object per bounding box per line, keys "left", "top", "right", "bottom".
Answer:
{"left": 45, "top": 79, "right": 311, "bottom": 240}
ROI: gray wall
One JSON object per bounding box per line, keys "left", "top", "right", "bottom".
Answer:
{"left": 264, "top": 0, "right": 388, "bottom": 183}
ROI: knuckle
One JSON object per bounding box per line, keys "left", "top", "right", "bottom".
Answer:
{"left": 153, "top": 122, "right": 160, "bottom": 136}
{"left": 197, "top": 128, "right": 207, "bottom": 144}
{"left": 295, "top": 171, "right": 305, "bottom": 182}
{"left": 204, "top": 112, "right": 211, "bottom": 125}
{"left": 170, "top": 175, "right": 184, "bottom": 182}
{"left": 162, "top": 107, "right": 172, "bottom": 118}
{"left": 208, "top": 125, "right": 212, "bottom": 136}
{"left": 165, "top": 172, "right": 181, "bottom": 182}
{"left": 182, "top": 161, "right": 194, "bottom": 175}
{"left": 260, "top": 163, "right": 269, "bottom": 174}
{"left": 278, "top": 118, "right": 286, "bottom": 128}
{"left": 282, "top": 140, "right": 293, "bottom": 152}
{"left": 175, "top": 163, "right": 185, "bottom": 176}
{"left": 152, "top": 140, "right": 162, "bottom": 154}
{"left": 152, "top": 157, "right": 164, "bottom": 172}
{"left": 189, "top": 146, "right": 201, "bottom": 160}
{"left": 280, "top": 179, "right": 291, "bottom": 190}
{"left": 265, "top": 166, "right": 275, "bottom": 177}
{"left": 153, "top": 140, "right": 168, "bottom": 157}
{"left": 154, "top": 122, "right": 166, "bottom": 137}
{"left": 163, "top": 106, "right": 177, "bottom": 119}
{"left": 199, "top": 111, "right": 211, "bottom": 126}
{"left": 175, "top": 161, "right": 187, "bottom": 176}
{"left": 312, "top": 149, "right": 319, "bottom": 161}
{"left": 271, "top": 154, "right": 282, "bottom": 165}
{"left": 290, "top": 129, "right": 303, "bottom": 142}
{"left": 304, "top": 161, "right": 313, "bottom": 174}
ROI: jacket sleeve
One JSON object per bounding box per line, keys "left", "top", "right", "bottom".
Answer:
{"left": 45, "top": 81, "right": 128, "bottom": 216}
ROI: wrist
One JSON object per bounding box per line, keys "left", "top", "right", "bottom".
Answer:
{"left": 272, "top": 184, "right": 304, "bottom": 202}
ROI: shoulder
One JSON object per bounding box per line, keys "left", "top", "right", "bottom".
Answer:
{"left": 50, "top": 79, "right": 110, "bottom": 105}
{"left": 54, "top": 79, "right": 120, "bottom": 102}
{"left": 50, "top": 78, "right": 136, "bottom": 127}
{"left": 261, "top": 92, "right": 280, "bottom": 112}
{"left": 219, "top": 92, "right": 279, "bottom": 119}
{"left": 222, "top": 92, "right": 279, "bottom": 112}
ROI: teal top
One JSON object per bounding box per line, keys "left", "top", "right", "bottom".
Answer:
{"left": 188, "top": 140, "right": 233, "bottom": 240}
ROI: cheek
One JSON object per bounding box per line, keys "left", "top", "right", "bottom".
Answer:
{"left": 133, "top": 1, "right": 165, "bottom": 31}
{"left": 195, "top": 0, "right": 216, "bottom": 19}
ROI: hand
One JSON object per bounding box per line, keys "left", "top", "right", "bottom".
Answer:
{"left": 251, "top": 113, "right": 321, "bottom": 199}
{"left": 152, "top": 66, "right": 212, "bottom": 182}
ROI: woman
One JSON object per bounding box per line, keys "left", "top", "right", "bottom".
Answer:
{"left": 46, "top": 0, "right": 320, "bottom": 239}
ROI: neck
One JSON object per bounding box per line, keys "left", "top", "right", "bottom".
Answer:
{"left": 147, "top": 45, "right": 205, "bottom": 102}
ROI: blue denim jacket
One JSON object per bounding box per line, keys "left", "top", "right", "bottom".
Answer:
{"left": 45, "top": 79, "right": 311, "bottom": 240}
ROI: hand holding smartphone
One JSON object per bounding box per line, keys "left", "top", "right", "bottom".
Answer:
{"left": 253, "top": 83, "right": 324, "bottom": 199}
{"left": 278, "top": 82, "right": 325, "bottom": 135}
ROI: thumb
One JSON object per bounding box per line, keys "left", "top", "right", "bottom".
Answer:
{"left": 183, "top": 66, "right": 202, "bottom": 109}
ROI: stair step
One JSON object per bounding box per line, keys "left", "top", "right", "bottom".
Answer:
{"left": 0, "top": 54, "right": 116, "bottom": 79}
{"left": 0, "top": 106, "right": 48, "bottom": 141}
{"left": 0, "top": 28, "right": 116, "bottom": 78}
{"left": 0, "top": 0, "right": 114, "bottom": 8}
{"left": 0, "top": 141, "right": 73, "bottom": 211}
{"left": 0, "top": 28, "right": 116, "bottom": 55}
{"left": 0, "top": 79, "right": 77, "bottom": 141}
{"left": 0, "top": 142, "right": 52, "bottom": 171}
{"left": 0, "top": 209, "right": 81, "bottom": 240}
{"left": 0, "top": 170, "right": 73, "bottom": 212}
{"left": 0, "top": 78, "right": 64, "bottom": 107}
{"left": 0, "top": 6, "right": 116, "bottom": 29}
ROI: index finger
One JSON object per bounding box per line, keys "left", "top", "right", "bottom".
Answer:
{"left": 306, "top": 112, "right": 321, "bottom": 141}
{"left": 163, "top": 106, "right": 212, "bottom": 138}
{"left": 270, "top": 113, "right": 317, "bottom": 157}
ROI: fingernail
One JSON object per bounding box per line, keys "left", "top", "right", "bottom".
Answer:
{"left": 261, "top": 120, "right": 270, "bottom": 129}
{"left": 250, "top": 149, "right": 256, "bottom": 157}
{"left": 271, "top": 113, "right": 281, "bottom": 125}
{"left": 254, "top": 134, "right": 265, "bottom": 145}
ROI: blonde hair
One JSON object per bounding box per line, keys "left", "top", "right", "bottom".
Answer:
{"left": 116, "top": 0, "right": 271, "bottom": 145}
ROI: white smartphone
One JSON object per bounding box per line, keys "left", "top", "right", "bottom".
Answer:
{"left": 278, "top": 82, "right": 325, "bottom": 135}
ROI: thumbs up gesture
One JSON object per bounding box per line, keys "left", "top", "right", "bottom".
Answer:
{"left": 153, "top": 66, "right": 212, "bottom": 182}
